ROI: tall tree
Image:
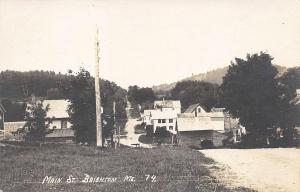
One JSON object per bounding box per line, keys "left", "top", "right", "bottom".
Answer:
{"left": 220, "top": 52, "right": 283, "bottom": 142}
{"left": 278, "top": 67, "right": 300, "bottom": 144}
{"left": 62, "top": 69, "right": 96, "bottom": 143}
{"left": 61, "top": 68, "right": 127, "bottom": 144}
{"left": 24, "top": 101, "right": 52, "bottom": 141}
{"left": 171, "top": 81, "right": 219, "bottom": 111}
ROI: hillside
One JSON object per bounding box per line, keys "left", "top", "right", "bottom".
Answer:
{"left": 153, "top": 65, "right": 287, "bottom": 93}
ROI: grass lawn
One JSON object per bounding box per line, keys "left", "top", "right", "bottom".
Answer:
{"left": 0, "top": 143, "right": 251, "bottom": 192}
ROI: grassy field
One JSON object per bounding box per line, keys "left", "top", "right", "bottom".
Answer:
{"left": 0, "top": 143, "right": 252, "bottom": 192}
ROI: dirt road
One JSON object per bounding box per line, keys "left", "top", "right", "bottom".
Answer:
{"left": 201, "top": 148, "right": 300, "bottom": 192}
{"left": 119, "top": 102, "right": 152, "bottom": 148}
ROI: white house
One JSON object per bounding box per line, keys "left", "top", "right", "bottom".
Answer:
{"left": 177, "top": 114, "right": 225, "bottom": 132}
{"left": 142, "top": 109, "right": 154, "bottom": 126}
{"left": 179, "top": 104, "right": 225, "bottom": 131}
{"left": 43, "top": 100, "right": 72, "bottom": 129}
{"left": 150, "top": 110, "right": 178, "bottom": 134}
{"left": 177, "top": 104, "right": 225, "bottom": 132}
{"left": 43, "top": 100, "right": 75, "bottom": 142}
{"left": 154, "top": 100, "right": 181, "bottom": 114}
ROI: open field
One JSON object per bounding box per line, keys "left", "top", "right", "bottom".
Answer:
{"left": 201, "top": 148, "right": 300, "bottom": 192}
{"left": 0, "top": 143, "right": 252, "bottom": 192}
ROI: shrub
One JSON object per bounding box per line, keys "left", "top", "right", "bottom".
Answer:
{"left": 201, "top": 140, "right": 214, "bottom": 149}
{"left": 154, "top": 127, "right": 171, "bottom": 137}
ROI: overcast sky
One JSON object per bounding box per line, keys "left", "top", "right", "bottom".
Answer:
{"left": 0, "top": 0, "right": 299, "bottom": 88}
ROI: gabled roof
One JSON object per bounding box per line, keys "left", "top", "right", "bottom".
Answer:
{"left": 43, "top": 100, "right": 70, "bottom": 119}
{"left": 0, "top": 103, "right": 5, "bottom": 113}
{"left": 184, "top": 104, "right": 200, "bottom": 113}
{"left": 184, "top": 104, "right": 207, "bottom": 113}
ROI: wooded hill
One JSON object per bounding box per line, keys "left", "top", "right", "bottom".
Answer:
{"left": 152, "top": 65, "right": 287, "bottom": 94}
{"left": 0, "top": 70, "right": 127, "bottom": 122}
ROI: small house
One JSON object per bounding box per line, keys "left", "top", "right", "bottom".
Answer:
{"left": 42, "top": 100, "right": 74, "bottom": 142}
{"left": 43, "top": 100, "right": 72, "bottom": 129}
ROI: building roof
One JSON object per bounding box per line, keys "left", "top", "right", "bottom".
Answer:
{"left": 4, "top": 121, "right": 26, "bottom": 131}
{"left": 207, "top": 112, "right": 225, "bottom": 118}
{"left": 45, "top": 129, "right": 75, "bottom": 138}
{"left": 150, "top": 110, "right": 177, "bottom": 120}
{"left": 143, "top": 109, "right": 154, "bottom": 116}
{"left": 184, "top": 104, "right": 207, "bottom": 113}
{"left": 178, "top": 113, "right": 195, "bottom": 118}
{"left": 43, "top": 100, "right": 70, "bottom": 119}
{"left": 154, "top": 100, "right": 181, "bottom": 109}
{"left": 211, "top": 107, "right": 225, "bottom": 112}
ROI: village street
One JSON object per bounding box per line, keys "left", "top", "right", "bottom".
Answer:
{"left": 201, "top": 148, "right": 300, "bottom": 192}
{"left": 119, "top": 102, "right": 152, "bottom": 148}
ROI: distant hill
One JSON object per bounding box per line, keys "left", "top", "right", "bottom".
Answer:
{"left": 153, "top": 65, "right": 287, "bottom": 93}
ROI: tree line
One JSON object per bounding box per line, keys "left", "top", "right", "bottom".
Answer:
{"left": 0, "top": 69, "right": 127, "bottom": 145}
{"left": 0, "top": 70, "right": 66, "bottom": 99}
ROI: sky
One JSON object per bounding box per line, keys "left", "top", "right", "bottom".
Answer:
{"left": 0, "top": 0, "right": 299, "bottom": 88}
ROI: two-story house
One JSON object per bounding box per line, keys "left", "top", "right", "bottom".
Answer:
{"left": 150, "top": 110, "right": 177, "bottom": 135}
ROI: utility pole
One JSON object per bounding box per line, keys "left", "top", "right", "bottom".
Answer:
{"left": 95, "top": 27, "right": 102, "bottom": 147}
{"left": 118, "top": 125, "right": 120, "bottom": 147}
{"left": 112, "top": 101, "right": 116, "bottom": 148}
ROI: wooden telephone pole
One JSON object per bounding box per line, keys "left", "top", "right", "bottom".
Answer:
{"left": 95, "top": 27, "right": 102, "bottom": 147}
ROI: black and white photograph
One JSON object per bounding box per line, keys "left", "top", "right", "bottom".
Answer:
{"left": 0, "top": 0, "right": 299, "bottom": 191}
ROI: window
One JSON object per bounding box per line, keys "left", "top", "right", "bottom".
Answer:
{"left": 169, "top": 119, "right": 173, "bottom": 123}
{"left": 169, "top": 126, "right": 173, "bottom": 130}
{"left": 158, "top": 119, "right": 161, "bottom": 123}
{"left": 198, "top": 108, "right": 201, "bottom": 113}
{"left": 61, "top": 120, "right": 67, "bottom": 129}
{"left": 162, "top": 119, "right": 166, "bottom": 123}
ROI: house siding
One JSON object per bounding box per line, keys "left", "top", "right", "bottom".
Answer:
{"left": 153, "top": 118, "right": 177, "bottom": 134}
{"left": 49, "top": 118, "right": 71, "bottom": 129}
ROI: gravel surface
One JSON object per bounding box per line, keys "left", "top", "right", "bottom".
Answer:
{"left": 201, "top": 148, "right": 300, "bottom": 192}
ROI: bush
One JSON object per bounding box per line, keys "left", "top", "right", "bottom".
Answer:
{"left": 145, "top": 125, "right": 154, "bottom": 136}
{"left": 154, "top": 127, "right": 171, "bottom": 137}
{"left": 240, "top": 134, "right": 267, "bottom": 148}
{"left": 201, "top": 140, "right": 214, "bottom": 149}
{"left": 189, "top": 144, "right": 202, "bottom": 150}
